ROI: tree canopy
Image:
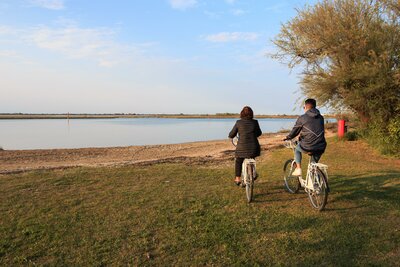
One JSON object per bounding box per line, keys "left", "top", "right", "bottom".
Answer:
{"left": 273, "top": 0, "right": 400, "bottom": 154}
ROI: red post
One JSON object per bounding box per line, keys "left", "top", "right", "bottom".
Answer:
{"left": 338, "top": 119, "right": 346, "bottom": 138}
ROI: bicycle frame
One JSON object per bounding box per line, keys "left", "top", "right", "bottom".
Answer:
{"left": 242, "top": 159, "right": 256, "bottom": 184}
{"left": 231, "top": 135, "right": 256, "bottom": 202}
{"left": 232, "top": 136, "right": 256, "bottom": 184}
{"left": 302, "top": 159, "right": 328, "bottom": 192}
{"left": 285, "top": 140, "right": 328, "bottom": 192}
{"left": 283, "top": 139, "right": 329, "bottom": 210}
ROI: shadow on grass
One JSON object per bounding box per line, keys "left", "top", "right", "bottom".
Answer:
{"left": 295, "top": 219, "right": 373, "bottom": 266}
{"left": 278, "top": 172, "right": 400, "bottom": 265}
{"left": 329, "top": 170, "right": 400, "bottom": 207}
{"left": 253, "top": 183, "right": 309, "bottom": 203}
{"left": 253, "top": 193, "right": 308, "bottom": 204}
{"left": 253, "top": 170, "right": 399, "bottom": 210}
{"left": 323, "top": 204, "right": 367, "bottom": 212}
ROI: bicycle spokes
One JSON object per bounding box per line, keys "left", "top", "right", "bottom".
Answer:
{"left": 307, "top": 169, "right": 328, "bottom": 211}
{"left": 283, "top": 140, "right": 329, "bottom": 211}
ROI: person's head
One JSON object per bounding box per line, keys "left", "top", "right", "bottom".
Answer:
{"left": 240, "top": 106, "right": 254, "bottom": 119}
{"left": 304, "top": 98, "right": 316, "bottom": 111}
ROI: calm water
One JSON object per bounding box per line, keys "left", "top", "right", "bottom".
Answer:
{"left": 0, "top": 118, "right": 300, "bottom": 150}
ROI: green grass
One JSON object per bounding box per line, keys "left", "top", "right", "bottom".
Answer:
{"left": 0, "top": 139, "right": 399, "bottom": 266}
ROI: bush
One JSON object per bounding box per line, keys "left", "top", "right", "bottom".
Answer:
{"left": 344, "top": 131, "right": 359, "bottom": 141}
{"left": 325, "top": 122, "right": 337, "bottom": 132}
{"left": 364, "top": 117, "right": 400, "bottom": 156}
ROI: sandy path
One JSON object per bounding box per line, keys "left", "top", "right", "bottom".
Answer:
{"left": 0, "top": 133, "right": 290, "bottom": 174}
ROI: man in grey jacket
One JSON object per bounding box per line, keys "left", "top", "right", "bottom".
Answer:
{"left": 284, "top": 99, "right": 327, "bottom": 176}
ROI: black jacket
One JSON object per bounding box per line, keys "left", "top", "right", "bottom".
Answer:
{"left": 286, "top": 108, "right": 327, "bottom": 153}
{"left": 229, "top": 118, "right": 262, "bottom": 158}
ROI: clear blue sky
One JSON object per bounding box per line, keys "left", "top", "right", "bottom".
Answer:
{"left": 0, "top": 0, "right": 319, "bottom": 114}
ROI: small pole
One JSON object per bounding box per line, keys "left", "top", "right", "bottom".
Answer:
{"left": 338, "top": 119, "right": 346, "bottom": 138}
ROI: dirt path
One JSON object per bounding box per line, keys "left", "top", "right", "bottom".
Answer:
{"left": 0, "top": 133, "right": 294, "bottom": 174}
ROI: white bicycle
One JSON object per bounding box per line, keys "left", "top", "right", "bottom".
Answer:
{"left": 232, "top": 136, "right": 257, "bottom": 203}
{"left": 283, "top": 140, "right": 329, "bottom": 211}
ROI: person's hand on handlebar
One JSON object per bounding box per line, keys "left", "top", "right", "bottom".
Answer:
{"left": 283, "top": 137, "right": 290, "bottom": 141}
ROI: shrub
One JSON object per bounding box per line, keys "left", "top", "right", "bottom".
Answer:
{"left": 364, "top": 116, "right": 400, "bottom": 156}
{"left": 344, "top": 131, "right": 359, "bottom": 141}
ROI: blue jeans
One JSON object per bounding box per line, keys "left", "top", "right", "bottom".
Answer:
{"left": 294, "top": 144, "right": 322, "bottom": 165}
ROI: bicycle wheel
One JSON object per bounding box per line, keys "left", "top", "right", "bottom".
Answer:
{"left": 308, "top": 168, "right": 329, "bottom": 211}
{"left": 283, "top": 159, "right": 300, "bottom": 193}
{"left": 245, "top": 164, "right": 254, "bottom": 203}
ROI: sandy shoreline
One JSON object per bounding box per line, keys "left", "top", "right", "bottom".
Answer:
{"left": 0, "top": 132, "right": 292, "bottom": 174}
{"left": 0, "top": 130, "right": 337, "bottom": 174}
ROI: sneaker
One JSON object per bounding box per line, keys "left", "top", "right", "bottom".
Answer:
{"left": 292, "top": 168, "right": 302, "bottom": 176}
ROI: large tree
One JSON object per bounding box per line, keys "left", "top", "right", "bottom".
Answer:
{"left": 273, "top": 0, "right": 400, "bottom": 125}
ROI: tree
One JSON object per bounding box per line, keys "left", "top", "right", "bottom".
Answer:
{"left": 273, "top": 0, "right": 400, "bottom": 154}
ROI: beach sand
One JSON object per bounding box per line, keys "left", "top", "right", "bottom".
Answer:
{"left": 0, "top": 130, "right": 339, "bottom": 174}
{"left": 0, "top": 132, "right": 298, "bottom": 174}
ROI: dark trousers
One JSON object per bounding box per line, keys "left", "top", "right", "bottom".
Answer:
{"left": 235, "top": 158, "right": 244, "bottom": 177}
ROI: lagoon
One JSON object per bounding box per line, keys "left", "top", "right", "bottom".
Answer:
{"left": 0, "top": 118, "right": 301, "bottom": 150}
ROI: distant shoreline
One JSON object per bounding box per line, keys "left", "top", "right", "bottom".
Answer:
{"left": 0, "top": 113, "right": 337, "bottom": 120}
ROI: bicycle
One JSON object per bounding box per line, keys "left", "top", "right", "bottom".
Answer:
{"left": 231, "top": 136, "right": 257, "bottom": 203}
{"left": 283, "top": 140, "right": 329, "bottom": 211}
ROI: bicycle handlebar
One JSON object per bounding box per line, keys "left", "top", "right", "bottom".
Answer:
{"left": 231, "top": 135, "right": 238, "bottom": 147}
{"left": 284, "top": 139, "right": 298, "bottom": 149}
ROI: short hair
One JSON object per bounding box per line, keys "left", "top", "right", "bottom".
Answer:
{"left": 240, "top": 106, "right": 254, "bottom": 119}
{"left": 305, "top": 98, "right": 316, "bottom": 108}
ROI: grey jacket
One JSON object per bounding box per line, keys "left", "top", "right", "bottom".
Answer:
{"left": 286, "top": 108, "right": 327, "bottom": 153}
{"left": 229, "top": 118, "right": 262, "bottom": 158}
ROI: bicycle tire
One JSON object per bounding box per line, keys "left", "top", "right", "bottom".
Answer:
{"left": 245, "top": 164, "right": 254, "bottom": 203}
{"left": 283, "top": 159, "right": 300, "bottom": 193}
{"left": 308, "top": 168, "right": 329, "bottom": 211}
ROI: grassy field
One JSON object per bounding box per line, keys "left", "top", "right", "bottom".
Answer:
{"left": 0, "top": 138, "right": 399, "bottom": 266}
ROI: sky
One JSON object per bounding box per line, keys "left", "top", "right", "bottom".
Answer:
{"left": 0, "top": 0, "right": 319, "bottom": 114}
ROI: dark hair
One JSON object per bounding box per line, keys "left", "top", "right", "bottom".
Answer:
{"left": 240, "top": 106, "right": 253, "bottom": 119}
{"left": 305, "top": 98, "right": 316, "bottom": 108}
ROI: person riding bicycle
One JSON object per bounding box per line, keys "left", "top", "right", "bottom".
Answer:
{"left": 229, "top": 106, "right": 262, "bottom": 185}
{"left": 283, "top": 99, "right": 327, "bottom": 176}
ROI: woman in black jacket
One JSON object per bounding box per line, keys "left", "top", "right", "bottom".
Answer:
{"left": 228, "top": 106, "right": 262, "bottom": 185}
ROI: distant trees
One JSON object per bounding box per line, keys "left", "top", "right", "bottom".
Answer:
{"left": 273, "top": 0, "right": 400, "bottom": 155}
